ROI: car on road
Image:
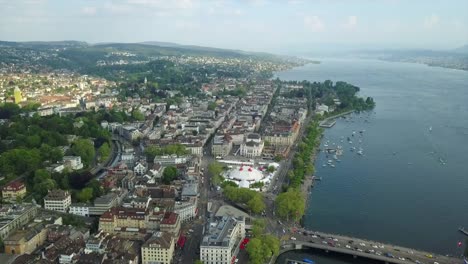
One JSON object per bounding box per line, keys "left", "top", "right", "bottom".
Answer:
{"left": 333, "top": 238, "right": 338, "bottom": 242}
{"left": 359, "top": 242, "right": 366, "bottom": 246}
{"left": 376, "top": 252, "right": 382, "bottom": 256}
{"left": 311, "top": 235, "right": 318, "bottom": 238}
{"left": 345, "top": 245, "right": 351, "bottom": 249}
{"left": 322, "top": 241, "right": 328, "bottom": 244}
{"left": 291, "top": 237, "right": 297, "bottom": 240}
{"left": 398, "top": 257, "right": 406, "bottom": 261}
{"left": 357, "top": 248, "right": 363, "bottom": 252}
{"left": 372, "top": 245, "right": 379, "bottom": 249}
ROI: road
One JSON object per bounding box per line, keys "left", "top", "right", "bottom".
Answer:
{"left": 278, "top": 228, "right": 460, "bottom": 264}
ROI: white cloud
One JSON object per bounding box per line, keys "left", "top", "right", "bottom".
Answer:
{"left": 343, "top": 15, "right": 358, "bottom": 30}
{"left": 126, "top": 0, "right": 196, "bottom": 10}
{"left": 248, "top": 0, "right": 267, "bottom": 7}
{"left": 303, "top": 15, "right": 324, "bottom": 32}
{"left": 82, "top": 6, "right": 97, "bottom": 16}
{"left": 424, "top": 14, "right": 440, "bottom": 29}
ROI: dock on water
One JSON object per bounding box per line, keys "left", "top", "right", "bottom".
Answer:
{"left": 319, "top": 119, "right": 336, "bottom": 128}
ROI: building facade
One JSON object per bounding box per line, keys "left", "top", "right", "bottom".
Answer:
{"left": 141, "top": 232, "right": 175, "bottom": 264}
{"left": 2, "top": 181, "right": 27, "bottom": 202}
{"left": 239, "top": 133, "right": 264, "bottom": 158}
{"left": 200, "top": 216, "right": 245, "bottom": 264}
{"left": 44, "top": 190, "right": 72, "bottom": 213}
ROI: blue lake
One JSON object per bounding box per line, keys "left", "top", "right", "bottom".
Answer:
{"left": 275, "top": 58, "right": 468, "bottom": 262}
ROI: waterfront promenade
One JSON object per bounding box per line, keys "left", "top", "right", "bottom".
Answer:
{"left": 274, "top": 229, "right": 461, "bottom": 264}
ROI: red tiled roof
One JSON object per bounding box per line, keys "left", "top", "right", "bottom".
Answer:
{"left": 161, "top": 212, "right": 178, "bottom": 225}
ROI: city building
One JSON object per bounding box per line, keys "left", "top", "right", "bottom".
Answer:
{"left": 2, "top": 181, "right": 27, "bottom": 202}
{"left": 44, "top": 190, "right": 72, "bottom": 213}
{"left": 160, "top": 212, "right": 181, "bottom": 235}
{"left": 63, "top": 156, "right": 84, "bottom": 170}
{"left": 200, "top": 216, "right": 245, "bottom": 264}
{"left": 0, "top": 205, "right": 39, "bottom": 240}
{"left": 239, "top": 133, "right": 264, "bottom": 158}
{"left": 69, "top": 203, "right": 90, "bottom": 217}
{"left": 4, "top": 224, "right": 47, "bottom": 255}
{"left": 98, "top": 207, "right": 147, "bottom": 233}
{"left": 141, "top": 232, "right": 175, "bottom": 264}
{"left": 174, "top": 197, "right": 198, "bottom": 222}
{"left": 211, "top": 134, "right": 233, "bottom": 157}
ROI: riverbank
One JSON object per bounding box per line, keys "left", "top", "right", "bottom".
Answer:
{"left": 300, "top": 110, "right": 357, "bottom": 222}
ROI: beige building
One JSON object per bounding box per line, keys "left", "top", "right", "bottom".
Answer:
{"left": 263, "top": 121, "right": 300, "bottom": 147}
{"left": 200, "top": 216, "right": 245, "bottom": 264}
{"left": 4, "top": 224, "right": 47, "bottom": 255}
{"left": 141, "top": 232, "right": 175, "bottom": 264}
{"left": 0, "top": 205, "right": 39, "bottom": 241}
{"left": 239, "top": 133, "right": 264, "bottom": 158}
{"left": 99, "top": 207, "right": 147, "bottom": 233}
{"left": 2, "top": 181, "right": 27, "bottom": 202}
{"left": 44, "top": 190, "right": 71, "bottom": 213}
{"left": 211, "top": 134, "right": 233, "bottom": 157}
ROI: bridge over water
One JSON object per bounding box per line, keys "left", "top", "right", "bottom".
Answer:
{"left": 273, "top": 230, "right": 461, "bottom": 264}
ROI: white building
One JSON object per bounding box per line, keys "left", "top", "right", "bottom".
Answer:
{"left": 200, "top": 216, "right": 245, "bottom": 264}
{"left": 62, "top": 156, "right": 84, "bottom": 170}
{"left": 44, "top": 190, "right": 72, "bottom": 213}
{"left": 316, "top": 104, "right": 329, "bottom": 115}
{"left": 174, "top": 197, "right": 198, "bottom": 222}
{"left": 134, "top": 162, "right": 147, "bottom": 176}
{"left": 69, "top": 203, "right": 90, "bottom": 217}
{"left": 239, "top": 133, "right": 264, "bottom": 158}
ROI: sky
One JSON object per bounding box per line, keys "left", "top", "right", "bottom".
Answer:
{"left": 1, "top": 0, "right": 467, "bottom": 53}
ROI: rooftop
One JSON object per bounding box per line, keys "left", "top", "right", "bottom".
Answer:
{"left": 201, "top": 216, "right": 244, "bottom": 247}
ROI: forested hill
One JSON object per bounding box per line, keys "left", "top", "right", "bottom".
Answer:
{"left": 0, "top": 40, "right": 299, "bottom": 74}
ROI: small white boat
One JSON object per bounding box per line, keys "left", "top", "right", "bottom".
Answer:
{"left": 330, "top": 164, "right": 336, "bottom": 168}
{"left": 357, "top": 150, "right": 363, "bottom": 155}
{"left": 429, "top": 126, "right": 433, "bottom": 132}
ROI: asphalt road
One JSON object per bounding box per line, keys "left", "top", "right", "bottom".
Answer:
{"left": 282, "top": 228, "right": 460, "bottom": 264}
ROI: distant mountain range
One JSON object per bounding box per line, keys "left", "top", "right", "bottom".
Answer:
{"left": 0, "top": 40, "right": 278, "bottom": 59}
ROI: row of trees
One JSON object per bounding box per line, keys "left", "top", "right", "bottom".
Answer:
{"left": 287, "top": 121, "right": 322, "bottom": 189}
{"left": 223, "top": 185, "right": 266, "bottom": 214}
{"left": 246, "top": 219, "right": 280, "bottom": 264}
{"left": 144, "top": 144, "right": 190, "bottom": 161}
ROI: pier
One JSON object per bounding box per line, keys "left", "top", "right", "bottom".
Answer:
{"left": 319, "top": 119, "right": 336, "bottom": 128}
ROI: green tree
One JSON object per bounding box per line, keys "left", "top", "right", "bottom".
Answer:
{"left": 246, "top": 238, "right": 265, "bottom": 264}
{"left": 275, "top": 188, "right": 306, "bottom": 221}
{"left": 274, "top": 155, "right": 282, "bottom": 162}
{"left": 77, "top": 187, "right": 93, "bottom": 202}
{"left": 208, "top": 161, "right": 224, "bottom": 186}
{"left": 252, "top": 219, "right": 266, "bottom": 238}
{"left": 207, "top": 101, "right": 217, "bottom": 110}
{"left": 266, "top": 166, "right": 275, "bottom": 173}
{"left": 71, "top": 139, "right": 95, "bottom": 167}
{"left": 87, "top": 179, "right": 104, "bottom": 198}
{"left": 247, "top": 194, "right": 266, "bottom": 214}
{"left": 162, "top": 166, "right": 178, "bottom": 184}
{"left": 98, "top": 142, "right": 111, "bottom": 162}
{"left": 131, "top": 109, "right": 145, "bottom": 121}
